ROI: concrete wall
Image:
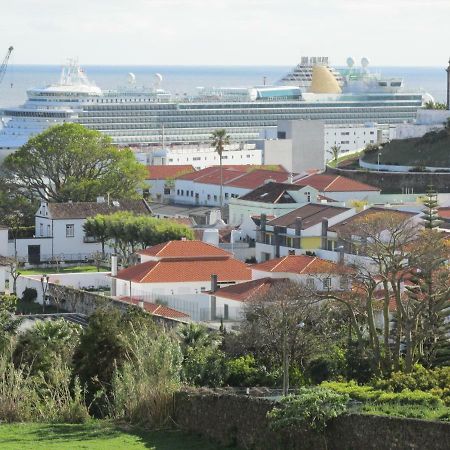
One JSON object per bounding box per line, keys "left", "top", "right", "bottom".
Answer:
{"left": 174, "top": 392, "right": 450, "bottom": 450}
{"left": 263, "top": 139, "right": 295, "bottom": 173}
{"left": 327, "top": 167, "right": 450, "bottom": 194}
{"left": 359, "top": 159, "right": 449, "bottom": 173}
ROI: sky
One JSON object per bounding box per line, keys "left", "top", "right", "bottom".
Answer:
{"left": 1, "top": 0, "right": 449, "bottom": 66}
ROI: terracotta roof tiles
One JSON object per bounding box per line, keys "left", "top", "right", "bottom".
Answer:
{"left": 252, "top": 255, "right": 339, "bottom": 275}
{"left": 146, "top": 165, "right": 195, "bottom": 180}
{"left": 294, "top": 174, "right": 379, "bottom": 192}
{"left": 138, "top": 240, "right": 231, "bottom": 258}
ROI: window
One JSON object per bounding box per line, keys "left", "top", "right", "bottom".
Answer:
{"left": 306, "top": 278, "right": 315, "bottom": 289}
{"left": 214, "top": 195, "right": 218, "bottom": 201}
{"left": 305, "top": 191, "right": 311, "bottom": 202}
{"left": 277, "top": 131, "right": 286, "bottom": 139}
{"left": 225, "top": 193, "right": 229, "bottom": 199}
{"left": 47, "top": 224, "right": 51, "bottom": 237}
{"left": 66, "top": 224, "right": 75, "bottom": 238}
{"left": 339, "top": 276, "right": 349, "bottom": 290}
{"left": 39, "top": 223, "right": 43, "bottom": 236}
{"left": 322, "top": 277, "right": 332, "bottom": 290}
{"left": 207, "top": 194, "right": 211, "bottom": 200}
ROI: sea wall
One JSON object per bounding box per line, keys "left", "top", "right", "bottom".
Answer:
{"left": 173, "top": 392, "right": 450, "bottom": 450}
{"left": 327, "top": 167, "right": 450, "bottom": 193}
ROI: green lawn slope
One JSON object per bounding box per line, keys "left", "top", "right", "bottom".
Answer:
{"left": 362, "top": 129, "right": 450, "bottom": 168}
{"left": 0, "top": 421, "right": 237, "bottom": 450}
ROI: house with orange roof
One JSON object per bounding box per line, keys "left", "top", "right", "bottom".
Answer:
{"left": 174, "top": 165, "right": 289, "bottom": 207}
{"left": 252, "top": 254, "right": 348, "bottom": 291}
{"left": 113, "top": 240, "right": 252, "bottom": 302}
{"left": 293, "top": 173, "right": 380, "bottom": 201}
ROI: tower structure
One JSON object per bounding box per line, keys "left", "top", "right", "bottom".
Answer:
{"left": 447, "top": 58, "right": 450, "bottom": 110}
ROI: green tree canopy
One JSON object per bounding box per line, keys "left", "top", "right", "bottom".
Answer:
{"left": 84, "top": 212, "right": 195, "bottom": 266}
{"left": 2, "top": 123, "right": 147, "bottom": 202}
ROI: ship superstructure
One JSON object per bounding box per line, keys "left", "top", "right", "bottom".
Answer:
{"left": 0, "top": 58, "right": 426, "bottom": 157}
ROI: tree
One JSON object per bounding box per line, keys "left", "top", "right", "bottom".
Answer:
{"left": 210, "top": 129, "right": 230, "bottom": 212}
{"left": 327, "top": 145, "right": 341, "bottom": 165}
{"left": 13, "top": 319, "right": 82, "bottom": 376}
{"left": 2, "top": 123, "right": 147, "bottom": 202}
{"left": 0, "top": 294, "right": 22, "bottom": 354}
{"left": 239, "top": 281, "right": 321, "bottom": 395}
{"left": 421, "top": 186, "right": 442, "bottom": 229}
{"left": 84, "top": 212, "right": 195, "bottom": 267}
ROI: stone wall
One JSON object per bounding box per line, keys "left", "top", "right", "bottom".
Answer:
{"left": 326, "top": 167, "right": 450, "bottom": 193}
{"left": 49, "top": 285, "right": 184, "bottom": 327}
{"left": 173, "top": 392, "right": 450, "bottom": 450}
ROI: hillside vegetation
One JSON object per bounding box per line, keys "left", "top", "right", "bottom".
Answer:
{"left": 362, "top": 128, "right": 450, "bottom": 168}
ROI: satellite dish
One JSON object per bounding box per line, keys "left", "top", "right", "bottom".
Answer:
{"left": 127, "top": 72, "right": 136, "bottom": 84}
{"left": 346, "top": 57, "right": 355, "bottom": 68}
{"left": 154, "top": 73, "right": 163, "bottom": 88}
{"left": 361, "top": 57, "right": 370, "bottom": 69}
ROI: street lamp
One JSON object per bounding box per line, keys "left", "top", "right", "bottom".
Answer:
{"left": 40, "top": 274, "right": 50, "bottom": 313}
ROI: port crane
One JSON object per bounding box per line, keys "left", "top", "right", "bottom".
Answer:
{"left": 0, "top": 46, "right": 14, "bottom": 85}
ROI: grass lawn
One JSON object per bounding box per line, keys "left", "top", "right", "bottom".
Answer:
{"left": 0, "top": 421, "right": 237, "bottom": 449}
{"left": 19, "top": 265, "right": 109, "bottom": 276}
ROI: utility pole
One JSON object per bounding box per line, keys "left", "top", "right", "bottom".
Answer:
{"left": 446, "top": 58, "right": 450, "bottom": 110}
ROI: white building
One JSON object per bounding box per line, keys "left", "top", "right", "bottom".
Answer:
{"left": 113, "top": 240, "right": 252, "bottom": 300}
{"left": 9, "top": 199, "right": 152, "bottom": 264}
{"left": 395, "top": 109, "right": 450, "bottom": 139}
{"left": 174, "top": 165, "right": 290, "bottom": 207}
{"left": 134, "top": 143, "right": 262, "bottom": 169}
{"left": 261, "top": 120, "right": 394, "bottom": 172}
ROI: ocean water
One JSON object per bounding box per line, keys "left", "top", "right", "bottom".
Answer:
{"left": 0, "top": 64, "right": 447, "bottom": 108}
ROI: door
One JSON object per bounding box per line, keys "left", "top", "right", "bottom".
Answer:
{"left": 28, "top": 245, "right": 41, "bottom": 264}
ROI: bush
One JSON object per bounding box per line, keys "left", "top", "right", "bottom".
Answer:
{"left": 267, "top": 387, "right": 348, "bottom": 432}
{"left": 306, "top": 354, "right": 344, "bottom": 384}
{"left": 321, "top": 381, "right": 381, "bottom": 402}
{"left": 21, "top": 288, "right": 37, "bottom": 303}
{"left": 226, "top": 355, "right": 278, "bottom": 387}
{"left": 376, "top": 390, "right": 443, "bottom": 408}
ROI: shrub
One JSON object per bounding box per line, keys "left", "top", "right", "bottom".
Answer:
{"left": 267, "top": 387, "right": 348, "bottom": 433}
{"left": 376, "top": 390, "right": 443, "bottom": 408}
{"left": 226, "top": 355, "right": 279, "bottom": 387}
{"left": 321, "top": 381, "right": 381, "bottom": 402}
{"left": 108, "top": 326, "right": 182, "bottom": 427}
{"left": 21, "top": 288, "right": 37, "bottom": 303}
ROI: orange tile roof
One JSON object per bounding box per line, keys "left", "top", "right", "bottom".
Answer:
{"left": 438, "top": 207, "right": 450, "bottom": 220}
{"left": 138, "top": 240, "right": 232, "bottom": 259}
{"left": 211, "top": 277, "right": 288, "bottom": 302}
{"left": 294, "top": 174, "right": 379, "bottom": 192}
{"left": 116, "top": 258, "right": 251, "bottom": 283}
{"left": 252, "top": 255, "right": 339, "bottom": 275}
{"left": 177, "top": 165, "right": 289, "bottom": 189}
{"left": 146, "top": 165, "right": 195, "bottom": 180}
{"left": 119, "top": 296, "right": 190, "bottom": 319}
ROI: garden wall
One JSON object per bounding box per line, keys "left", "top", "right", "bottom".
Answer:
{"left": 173, "top": 392, "right": 450, "bottom": 450}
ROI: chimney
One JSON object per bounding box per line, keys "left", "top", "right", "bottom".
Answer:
{"left": 295, "top": 217, "right": 302, "bottom": 249}
{"left": 260, "top": 213, "right": 267, "bottom": 231}
{"left": 110, "top": 254, "right": 118, "bottom": 297}
{"left": 321, "top": 218, "right": 328, "bottom": 250}
{"left": 211, "top": 274, "right": 218, "bottom": 292}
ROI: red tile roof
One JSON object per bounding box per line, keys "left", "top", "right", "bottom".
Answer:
{"left": 146, "top": 165, "right": 195, "bottom": 180}
{"left": 138, "top": 240, "right": 231, "bottom": 259}
{"left": 211, "top": 277, "right": 288, "bottom": 302}
{"left": 177, "top": 165, "right": 289, "bottom": 189}
{"left": 252, "top": 255, "right": 339, "bottom": 275}
{"left": 116, "top": 258, "right": 251, "bottom": 283}
{"left": 438, "top": 207, "right": 450, "bottom": 220}
{"left": 294, "top": 174, "right": 379, "bottom": 192}
{"left": 119, "top": 296, "right": 190, "bottom": 320}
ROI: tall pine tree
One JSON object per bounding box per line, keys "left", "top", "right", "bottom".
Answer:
{"left": 421, "top": 186, "right": 442, "bottom": 229}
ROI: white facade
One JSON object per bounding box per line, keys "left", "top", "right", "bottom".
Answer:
{"left": 395, "top": 109, "right": 450, "bottom": 139}
{"left": 134, "top": 143, "right": 262, "bottom": 169}
{"left": 174, "top": 180, "right": 250, "bottom": 207}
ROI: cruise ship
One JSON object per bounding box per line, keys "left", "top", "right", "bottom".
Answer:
{"left": 0, "top": 57, "right": 427, "bottom": 158}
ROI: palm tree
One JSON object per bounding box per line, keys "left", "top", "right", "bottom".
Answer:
{"left": 327, "top": 145, "right": 341, "bottom": 165}
{"left": 210, "top": 129, "right": 230, "bottom": 212}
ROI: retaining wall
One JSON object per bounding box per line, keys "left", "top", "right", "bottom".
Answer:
{"left": 327, "top": 167, "right": 450, "bottom": 193}
{"left": 173, "top": 392, "right": 450, "bottom": 450}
